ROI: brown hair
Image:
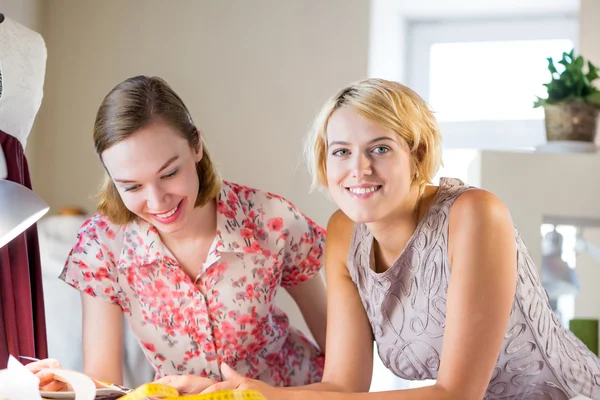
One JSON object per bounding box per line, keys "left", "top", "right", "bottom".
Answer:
{"left": 94, "top": 75, "right": 221, "bottom": 224}
{"left": 304, "top": 78, "right": 442, "bottom": 193}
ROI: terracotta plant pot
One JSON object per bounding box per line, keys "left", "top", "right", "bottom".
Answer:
{"left": 543, "top": 103, "right": 600, "bottom": 143}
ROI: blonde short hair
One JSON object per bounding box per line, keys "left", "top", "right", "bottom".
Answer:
{"left": 94, "top": 76, "right": 221, "bottom": 225}
{"left": 304, "top": 78, "right": 442, "bottom": 192}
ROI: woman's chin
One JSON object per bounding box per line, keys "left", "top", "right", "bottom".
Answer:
{"left": 344, "top": 209, "right": 380, "bottom": 224}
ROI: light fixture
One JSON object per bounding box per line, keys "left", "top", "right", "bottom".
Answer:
{"left": 0, "top": 148, "right": 49, "bottom": 248}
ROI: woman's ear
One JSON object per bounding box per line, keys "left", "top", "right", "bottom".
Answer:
{"left": 195, "top": 129, "right": 204, "bottom": 163}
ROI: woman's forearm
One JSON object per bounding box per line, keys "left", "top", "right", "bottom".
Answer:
{"left": 285, "top": 384, "right": 455, "bottom": 400}
{"left": 285, "top": 381, "right": 348, "bottom": 393}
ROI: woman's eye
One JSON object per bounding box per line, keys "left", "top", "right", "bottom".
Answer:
{"left": 372, "top": 146, "right": 390, "bottom": 154}
{"left": 332, "top": 149, "right": 350, "bottom": 157}
{"left": 124, "top": 185, "right": 140, "bottom": 192}
{"left": 163, "top": 169, "right": 178, "bottom": 179}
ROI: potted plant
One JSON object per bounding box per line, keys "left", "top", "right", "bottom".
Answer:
{"left": 534, "top": 49, "right": 600, "bottom": 145}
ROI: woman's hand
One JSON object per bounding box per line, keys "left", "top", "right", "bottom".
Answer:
{"left": 201, "top": 363, "right": 286, "bottom": 400}
{"left": 154, "top": 375, "right": 216, "bottom": 395}
{"left": 25, "top": 358, "right": 69, "bottom": 392}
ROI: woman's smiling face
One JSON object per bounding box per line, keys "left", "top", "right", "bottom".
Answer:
{"left": 101, "top": 119, "right": 202, "bottom": 233}
{"left": 325, "top": 107, "right": 414, "bottom": 224}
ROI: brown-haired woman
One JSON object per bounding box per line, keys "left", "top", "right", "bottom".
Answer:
{"left": 53, "top": 75, "right": 326, "bottom": 392}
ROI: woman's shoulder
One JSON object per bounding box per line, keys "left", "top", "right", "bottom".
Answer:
{"left": 451, "top": 187, "right": 510, "bottom": 221}
{"left": 75, "top": 212, "right": 127, "bottom": 247}
{"left": 448, "top": 187, "right": 515, "bottom": 255}
{"left": 326, "top": 209, "right": 355, "bottom": 247}
{"left": 222, "top": 180, "right": 306, "bottom": 218}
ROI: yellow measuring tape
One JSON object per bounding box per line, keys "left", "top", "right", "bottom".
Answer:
{"left": 116, "top": 383, "right": 267, "bottom": 400}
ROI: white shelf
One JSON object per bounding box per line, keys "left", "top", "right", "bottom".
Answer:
{"left": 536, "top": 141, "right": 598, "bottom": 154}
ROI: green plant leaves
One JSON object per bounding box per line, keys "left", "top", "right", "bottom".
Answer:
{"left": 534, "top": 48, "right": 600, "bottom": 109}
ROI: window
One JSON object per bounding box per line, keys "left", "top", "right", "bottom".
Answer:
{"left": 407, "top": 16, "right": 578, "bottom": 149}
{"left": 433, "top": 148, "right": 479, "bottom": 185}
{"left": 540, "top": 223, "right": 578, "bottom": 327}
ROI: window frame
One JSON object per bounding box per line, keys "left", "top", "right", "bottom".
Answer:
{"left": 406, "top": 16, "right": 579, "bottom": 149}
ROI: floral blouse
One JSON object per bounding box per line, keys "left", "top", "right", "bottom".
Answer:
{"left": 60, "top": 181, "right": 325, "bottom": 386}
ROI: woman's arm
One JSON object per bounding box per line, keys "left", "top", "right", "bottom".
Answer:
{"left": 203, "top": 190, "right": 518, "bottom": 400}
{"left": 286, "top": 273, "right": 328, "bottom": 353}
{"left": 81, "top": 293, "right": 124, "bottom": 385}
{"left": 317, "top": 210, "right": 375, "bottom": 392}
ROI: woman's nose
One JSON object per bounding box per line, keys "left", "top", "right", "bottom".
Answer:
{"left": 146, "top": 186, "right": 167, "bottom": 210}
{"left": 351, "top": 153, "right": 372, "bottom": 179}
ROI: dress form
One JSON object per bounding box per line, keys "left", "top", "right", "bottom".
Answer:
{"left": 0, "top": 12, "right": 49, "bottom": 369}
{"left": 0, "top": 15, "right": 46, "bottom": 149}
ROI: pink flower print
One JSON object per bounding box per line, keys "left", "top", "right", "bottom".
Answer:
{"left": 236, "top": 313, "right": 253, "bottom": 328}
{"left": 242, "top": 218, "right": 257, "bottom": 231}
{"left": 267, "top": 217, "right": 283, "bottom": 232}
{"left": 192, "top": 331, "right": 208, "bottom": 344}
{"left": 95, "top": 267, "right": 109, "bottom": 281}
{"left": 204, "top": 342, "right": 217, "bottom": 362}
{"left": 240, "top": 228, "right": 254, "bottom": 240}
{"left": 227, "top": 189, "right": 237, "bottom": 202}
{"left": 223, "top": 330, "right": 238, "bottom": 343}
{"left": 141, "top": 341, "right": 156, "bottom": 352}
{"left": 243, "top": 241, "right": 262, "bottom": 253}
{"left": 83, "top": 286, "right": 95, "bottom": 296}
{"left": 83, "top": 271, "right": 94, "bottom": 281}
{"left": 169, "top": 273, "right": 185, "bottom": 286}
{"left": 138, "top": 266, "right": 151, "bottom": 278}
{"left": 154, "top": 279, "right": 171, "bottom": 302}
{"left": 246, "top": 283, "right": 260, "bottom": 300}
{"left": 307, "top": 254, "right": 320, "bottom": 267}
{"left": 256, "top": 228, "right": 268, "bottom": 241}
{"left": 106, "top": 229, "right": 116, "bottom": 240}
{"left": 226, "top": 199, "right": 238, "bottom": 213}
{"left": 72, "top": 242, "right": 85, "bottom": 255}
{"left": 97, "top": 220, "right": 108, "bottom": 230}
{"left": 236, "top": 291, "right": 247, "bottom": 301}
{"left": 216, "top": 200, "right": 228, "bottom": 215}
{"left": 173, "top": 312, "right": 184, "bottom": 325}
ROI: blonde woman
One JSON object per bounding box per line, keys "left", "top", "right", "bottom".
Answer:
{"left": 196, "top": 79, "right": 600, "bottom": 399}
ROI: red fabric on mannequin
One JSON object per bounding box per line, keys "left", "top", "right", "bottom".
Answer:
{"left": 0, "top": 129, "right": 48, "bottom": 368}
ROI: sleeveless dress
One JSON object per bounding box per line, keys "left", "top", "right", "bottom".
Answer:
{"left": 347, "top": 177, "right": 600, "bottom": 399}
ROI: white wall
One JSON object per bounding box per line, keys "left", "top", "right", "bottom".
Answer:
{"left": 0, "top": 0, "right": 43, "bottom": 32}
{"left": 580, "top": 0, "right": 600, "bottom": 66}
{"left": 579, "top": 0, "right": 600, "bottom": 145}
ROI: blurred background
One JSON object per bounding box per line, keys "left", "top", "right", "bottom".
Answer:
{"left": 3, "top": 0, "right": 600, "bottom": 391}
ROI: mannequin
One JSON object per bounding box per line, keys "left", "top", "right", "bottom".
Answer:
{"left": 0, "top": 14, "right": 46, "bottom": 148}
{"left": 0, "top": 14, "right": 48, "bottom": 368}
